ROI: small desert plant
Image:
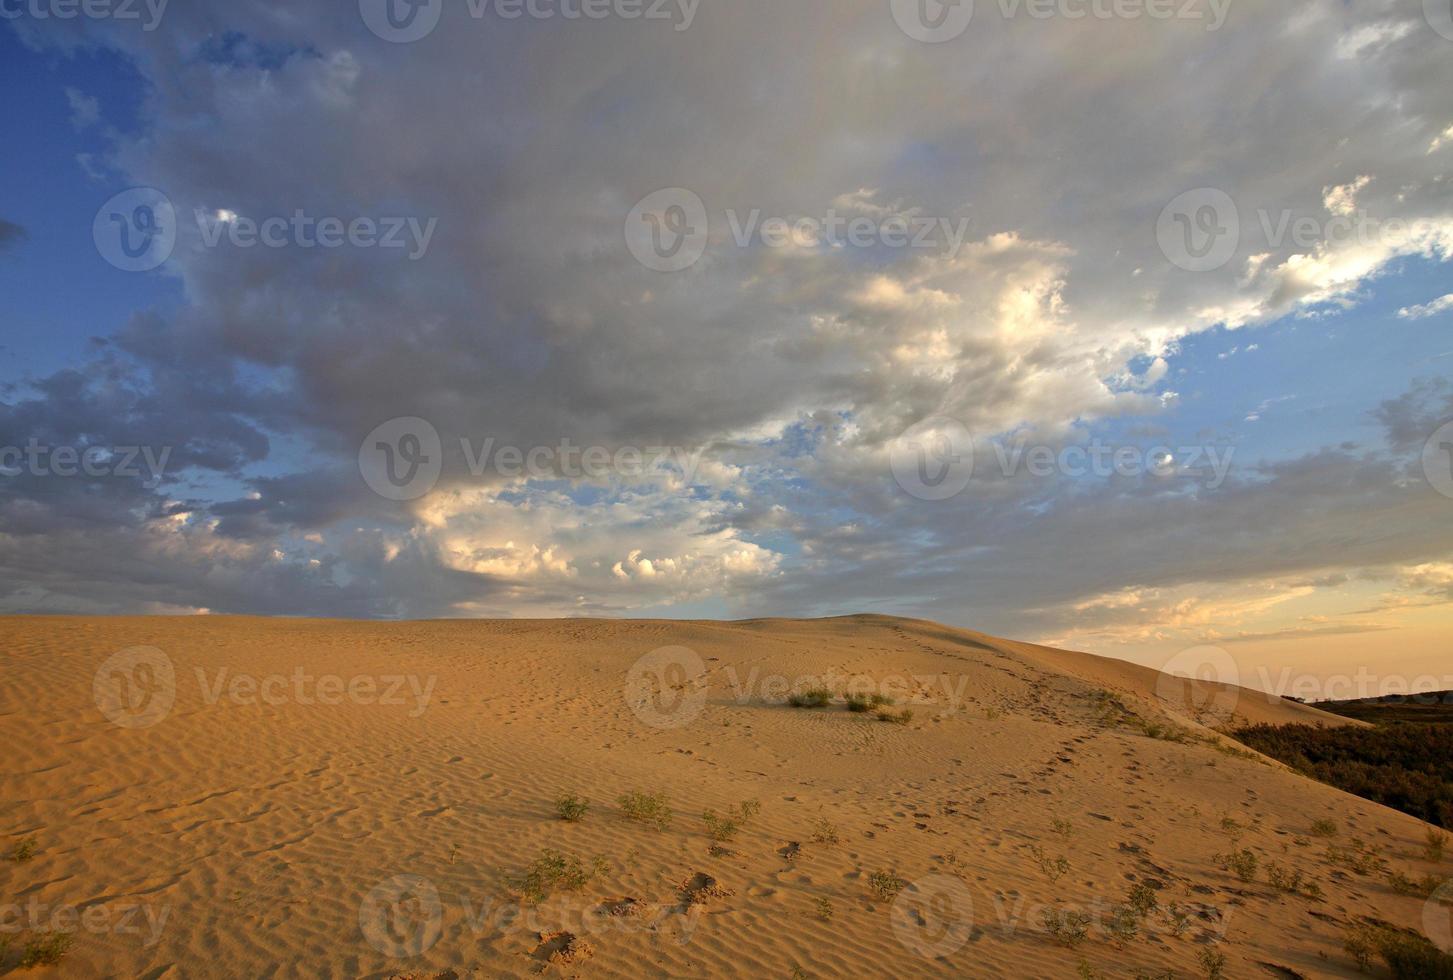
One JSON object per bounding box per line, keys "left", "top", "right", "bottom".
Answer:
{"left": 875, "top": 707, "right": 913, "bottom": 725}
{"left": 1165, "top": 902, "right": 1191, "bottom": 936}
{"left": 1105, "top": 905, "right": 1139, "bottom": 944}
{"left": 513, "top": 848, "right": 608, "bottom": 904}
{"left": 19, "top": 932, "right": 73, "bottom": 968}
{"left": 1218, "top": 816, "right": 1244, "bottom": 841}
{"left": 555, "top": 793, "right": 590, "bottom": 822}
{"left": 845, "top": 692, "right": 892, "bottom": 713}
{"left": 1345, "top": 922, "right": 1453, "bottom": 978}
{"left": 1310, "top": 818, "right": 1338, "bottom": 838}
{"left": 1328, "top": 838, "right": 1388, "bottom": 876}
{"left": 814, "top": 896, "right": 834, "bottom": 921}
{"left": 1127, "top": 882, "right": 1158, "bottom": 917}
{"left": 618, "top": 791, "right": 672, "bottom": 830}
{"left": 1052, "top": 818, "right": 1075, "bottom": 840}
{"left": 1213, "top": 848, "right": 1258, "bottom": 882}
{"left": 1266, "top": 861, "right": 1304, "bottom": 894}
{"left": 1076, "top": 960, "right": 1104, "bottom": 980}
{"left": 702, "top": 800, "right": 760, "bottom": 843}
{"left": 868, "top": 871, "right": 905, "bottom": 902}
{"left": 1426, "top": 827, "right": 1449, "bottom": 863}
{"left": 1040, "top": 907, "right": 1091, "bottom": 947}
{"left": 1028, "top": 844, "right": 1069, "bottom": 883}
{"left": 10, "top": 837, "right": 36, "bottom": 863}
{"left": 1197, "top": 947, "right": 1227, "bottom": 980}
{"left": 788, "top": 687, "right": 833, "bottom": 708}
{"left": 810, "top": 816, "right": 840, "bottom": 846}
{"left": 1387, "top": 870, "right": 1445, "bottom": 899}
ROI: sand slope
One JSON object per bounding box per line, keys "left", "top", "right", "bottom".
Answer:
{"left": 1, "top": 614, "right": 1444, "bottom": 978}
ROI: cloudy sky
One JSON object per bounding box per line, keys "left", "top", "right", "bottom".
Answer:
{"left": 2, "top": 0, "right": 1452, "bottom": 689}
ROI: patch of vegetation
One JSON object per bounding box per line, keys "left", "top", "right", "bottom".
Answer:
{"left": 875, "top": 707, "right": 913, "bottom": 725}
{"left": 702, "top": 799, "right": 760, "bottom": 842}
{"left": 1052, "top": 818, "right": 1075, "bottom": 840}
{"left": 512, "top": 849, "right": 609, "bottom": 904}
{"left": 1105, "top": 905, "right": 1138, "bottom": 945}
{"left": 1197, "top": 948, "right": 1227, "bottom": 980}
{"left": 1127, "top": 882, "right": 1158, "bottom": 917}
{"left": 1316, "top": 691, "right": 1453, "bottom": 725}
{"left": 845, "top": 692, "right": 893, "bottom": 713}
{"left": 1229, "top": 722, "right": 1453, "bottom": 828}
{"left": 19, "top": 932, "right": 73, "bottom": 968}
{"left": 1028, "top": 844, "right": 1070, "bottom": 883}
{"left": 1344, "top": 922, "right": 1453, "bottom": 979}
{"left": 867, "top": 871, "right": 905, "bottom": 902}
{"left": 1265, "top": 861, "right": 1322, "bottom": 899}
{"left": 814, "top": 896, "right": 834, "bottom": 921}
{"left": 1040, "top": 907, "right": 1091, "bottom": 947}
{"left": 809, "top": 816, "right": 839, "bottom": 846}
{"left": 1213, "top": 848, "right": 1258, "bottom": 882}
{"left": 1327, "top": 838, "right": 1388, "bottom": 877}
{"left": 788, "top": 688, "right": 833, "bottom": 708}
{"left": 10, "top": 837, "right": 36, "bottom": 863}
{"left": 1428, "top": 827, "right": 1449, "bottom": 863}
{"left": 1310, "top": 818, "right": 1338, "bottom": 838}
{"left": 618, "top": 790, "right": 673, "bottom": 830}
{"left": 1387, "top": 870, "right": 1446, "bottom": 899}
{"left": 555, "top": 793, "right": 589, "bottom": 822}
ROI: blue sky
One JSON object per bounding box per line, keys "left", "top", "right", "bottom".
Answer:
{"left": 2, "top": 2, "right": 1452, "bottom": 687}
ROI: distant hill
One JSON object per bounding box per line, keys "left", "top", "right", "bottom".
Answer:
{"left": 1308, "top": 691, "right": 1453, "bottom": 724}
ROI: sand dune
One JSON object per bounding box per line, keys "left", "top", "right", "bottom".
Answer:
{"left": 1, "top": 614, "right": 1443, "bottom": 977}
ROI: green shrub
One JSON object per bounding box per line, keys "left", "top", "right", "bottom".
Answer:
{"left": 1029, "top": 844, "right": 1069, "bottom": 883}
{"left": 1213, "top": 848, "right": 1258, "bottom": 882}
{"left": 1041, "top": 907, "right": 1090, "bottom": 947}
{"left": 19, "top": 933, "right": 72, "bottom": 968}
{"left": 810, "top": 816, "right": 840, "bottom": 845}
{"left": 1197, "top": 948, "right": 1227, "bottom": 980}
{"left": 512, "top": 848, "right": 608, "bottom": 904}
{"left": 1310, "top": 819, "right": 1338, "bottom": 838}
{"left": 1127, "top": 882, "right": 1158, "bottom": 917}
{"left": 868, "top": 871, "right": 905, "bottom": 902}
{"left": 555, "top": 793, "right": 589, "bottom": 822}
{"left": 788, "top": 688, "right": 833, "bottom": 708}
{"left": 618, "top": 791, "right": 672, "bottom": 830}
{"left": 10, "top": 837, "right": 36, "bottom": 863}
{"left": 875, "top": 707, "right": 913, "bottom": 725}
{"left": 702, "top": 800, "right": 759, "bottom": 843}
{"left": 1345, "top": 923, "right": 1453, "bottom": 979}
